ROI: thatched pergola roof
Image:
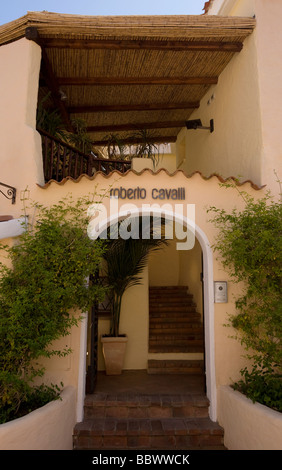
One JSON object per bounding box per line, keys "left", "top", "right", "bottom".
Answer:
{"left": 0, "top": 11, "right": 256, "bottom": 145}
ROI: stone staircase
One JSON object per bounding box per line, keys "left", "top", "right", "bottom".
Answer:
{"left": 73, "top": 285, "right": 226, "bottom": 450}
{"left": 148, "top": 286, "right": 204, "bottom": 374}
{"left": 73, "top": 392, "right": 225, "bottom": 450}
{"left": 147, "top": 359, "right": 204, "bottom": 375}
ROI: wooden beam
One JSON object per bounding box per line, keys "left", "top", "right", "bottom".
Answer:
{"left": 68, "top": 101, "right": 199, "bottom": 114}
{"left": 25, "top": 27, "right": 73, "bottom": 132}
{"left": 87, "top": 120, "right": 186, "bottom": 133}
{"left": 58, "top": 76, "right": 218, "bottom": 86}
{"left": 92, "top": 135, "right": 177, "bottom": 146}
{"left": 25, "top": 27, "right": 41, "bottom": 43}
{"left": 42, "top": 37, "right": 243, "bottom": 52}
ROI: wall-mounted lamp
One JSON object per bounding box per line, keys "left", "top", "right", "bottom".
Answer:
{"left": 185, "top": 119, "right": 214, "bottom": 133}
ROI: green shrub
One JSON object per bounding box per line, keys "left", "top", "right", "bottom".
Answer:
{"left": 0, "top": 371, "right": 62, "bottom": 423}
{"left": 233, "top": 357, "right": 282, "bottom": 412}
{"left": 208, "top": 183, "right": 282, "bottom": 410}
{"left": 0, "top": 195, "right": 106, "bottom": 423}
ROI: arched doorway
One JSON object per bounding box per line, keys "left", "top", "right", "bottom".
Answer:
{"left": 77, "top": 207, "right": 216, "bottom": 422}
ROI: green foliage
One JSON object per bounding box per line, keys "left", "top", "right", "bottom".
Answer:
{"left": 0, "top": 194, "right": 106, "bottom": 423}
{"left": 37, "top": 94, "right": 95, "bottom": 155}
{"left": 103, "top": 133, "right": 129, "bottom": 161}
{"left": 103, "top": 129, "right": 162, "bottom": 168}
{"left": 233, "top": 357, "right": 282, "bottom": 412}
{"left": 208, "top": 184, "right": 282, "bottom": 410}
{"left": 36, "top": 92, "right": 66, "bottom": 140}
{"left": 102, "top": 216, "right": 167, "bottom": 337}
{"left": 0, "top": 372, "right": 63, "bottom": 423}
{"left": 67, "top": 118, "right": 95, "bottom": 155}
{"left": 133, "top": 129, "right": 162, "bottom": 169}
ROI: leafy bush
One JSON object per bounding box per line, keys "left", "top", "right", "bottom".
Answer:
{"left": 233, "top": 357, "right": 282, "bottom": 412}
{"left": 0, "top": 195, "right": 106, "bottom": 423}
{"left": 0, "top": 372, "right": 62, "bottom": 423}
{"left": 208, "top": 183, "right": 282, "bottom": 410}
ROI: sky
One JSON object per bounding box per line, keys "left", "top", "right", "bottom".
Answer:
{"left": 0, "top": 0, "right": 205, "bottom": 26}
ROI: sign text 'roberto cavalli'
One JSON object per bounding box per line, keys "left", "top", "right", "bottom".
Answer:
{"left": 110, "top": 186, "right": 186, "bottom": 200}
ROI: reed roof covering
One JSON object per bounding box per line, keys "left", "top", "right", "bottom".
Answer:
{"left": 0, "top": 11, "right": 256, "bottom": 145}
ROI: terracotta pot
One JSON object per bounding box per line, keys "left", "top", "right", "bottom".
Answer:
{"left": 101, "top": 335, "right": 128, "bottom": 375}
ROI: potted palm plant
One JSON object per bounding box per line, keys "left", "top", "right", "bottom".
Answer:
{"left": 101, "top": 215, "right": 167, "bottom": 374}
{"left": 131, "top": 129, "right": 162, "bottom": 170}
{"left": 102, "top": 129, "right": 162, "bottom": 171}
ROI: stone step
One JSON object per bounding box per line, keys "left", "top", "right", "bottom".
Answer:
{"left": 150, "top": 308, "right": 201, "bottom": 321}
{"left": 149, "top": 286, "right": 189, "bottom": 291}
{"left": 83, "top": 392, "right": 209, "bottom": 420}
{"left": 149, "top": 335, "right": 203, "bottom": 344}
{"left": 73, "top": 392, "right": 225, "bottom": 450}
{"left": 151, "top": 321, "right": 203, "bottom": 329}
{"left": 149, "top": 298, "right": 195, "bottom": 304}
{"left": 150, "top": 329, "right": 203, "bottom": 338}
{"left": 150, "top": 316, "right": 200, "bottom": 324}
{"left": 73, "top": 416, "right": 225, "bottom": 450}
{"left": 149, "top": 292, "right": 195, "bottom": 298}
{"left": 149, "top": 288, "right": 191, "bottom": 297}
{"left": 149, "top": 286, "right": 204, "bottom": 354}
{"left": 150, "top": 338, "right": 203, "bottom": 347}
{"left": 150, "top": 328, "right": 203, "bottom": 340}
{"left": 150, "top": 325, "right": 203, "bottom": 334}
{"left": 149, "top": 293, "right": 193, "bottom": 299}
{"left": 150, "top": 325, "right": 202, "bottom": 335}
{"left": 147, "top": 360, "right": 204, "bottom": 375}
{"left": 150, "top": 305, "right": 197, "bottom": 313}
{"left": 149, "top": 344, "right": 204, "bottom": 353}
{"left": 150, "top": 320, "right": 202, "bottom": 328}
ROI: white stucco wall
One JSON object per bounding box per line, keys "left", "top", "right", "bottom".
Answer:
{"left": 254, "top": 0, "right": 282, "bottom": 193}
{"left": 0, "top": 38, "right": 44, "bottom": 196}
{"left": 0, "top": 386, "right": 77, "bottom": 450}
{"left": 204, "top": 0, "right": 282, "bottom": 194}
{"left": 176, "top": 27, "right": 263, "bottom": 187}
{"left": 218, "top": 386, "right": 282, "bottom": 450}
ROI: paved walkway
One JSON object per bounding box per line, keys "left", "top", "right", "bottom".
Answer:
{"left": 73, "top": 371, "right": 226, "bottom": 450}
{"left": 94, "top": 369, "right": 206, "bottom": 395}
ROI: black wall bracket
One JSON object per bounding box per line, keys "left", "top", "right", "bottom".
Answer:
{"left": 186, "top": 119, "right": 214, "bottom": 133}
{"left": 0, "top": 182, "right": 16, "bottom": 204}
